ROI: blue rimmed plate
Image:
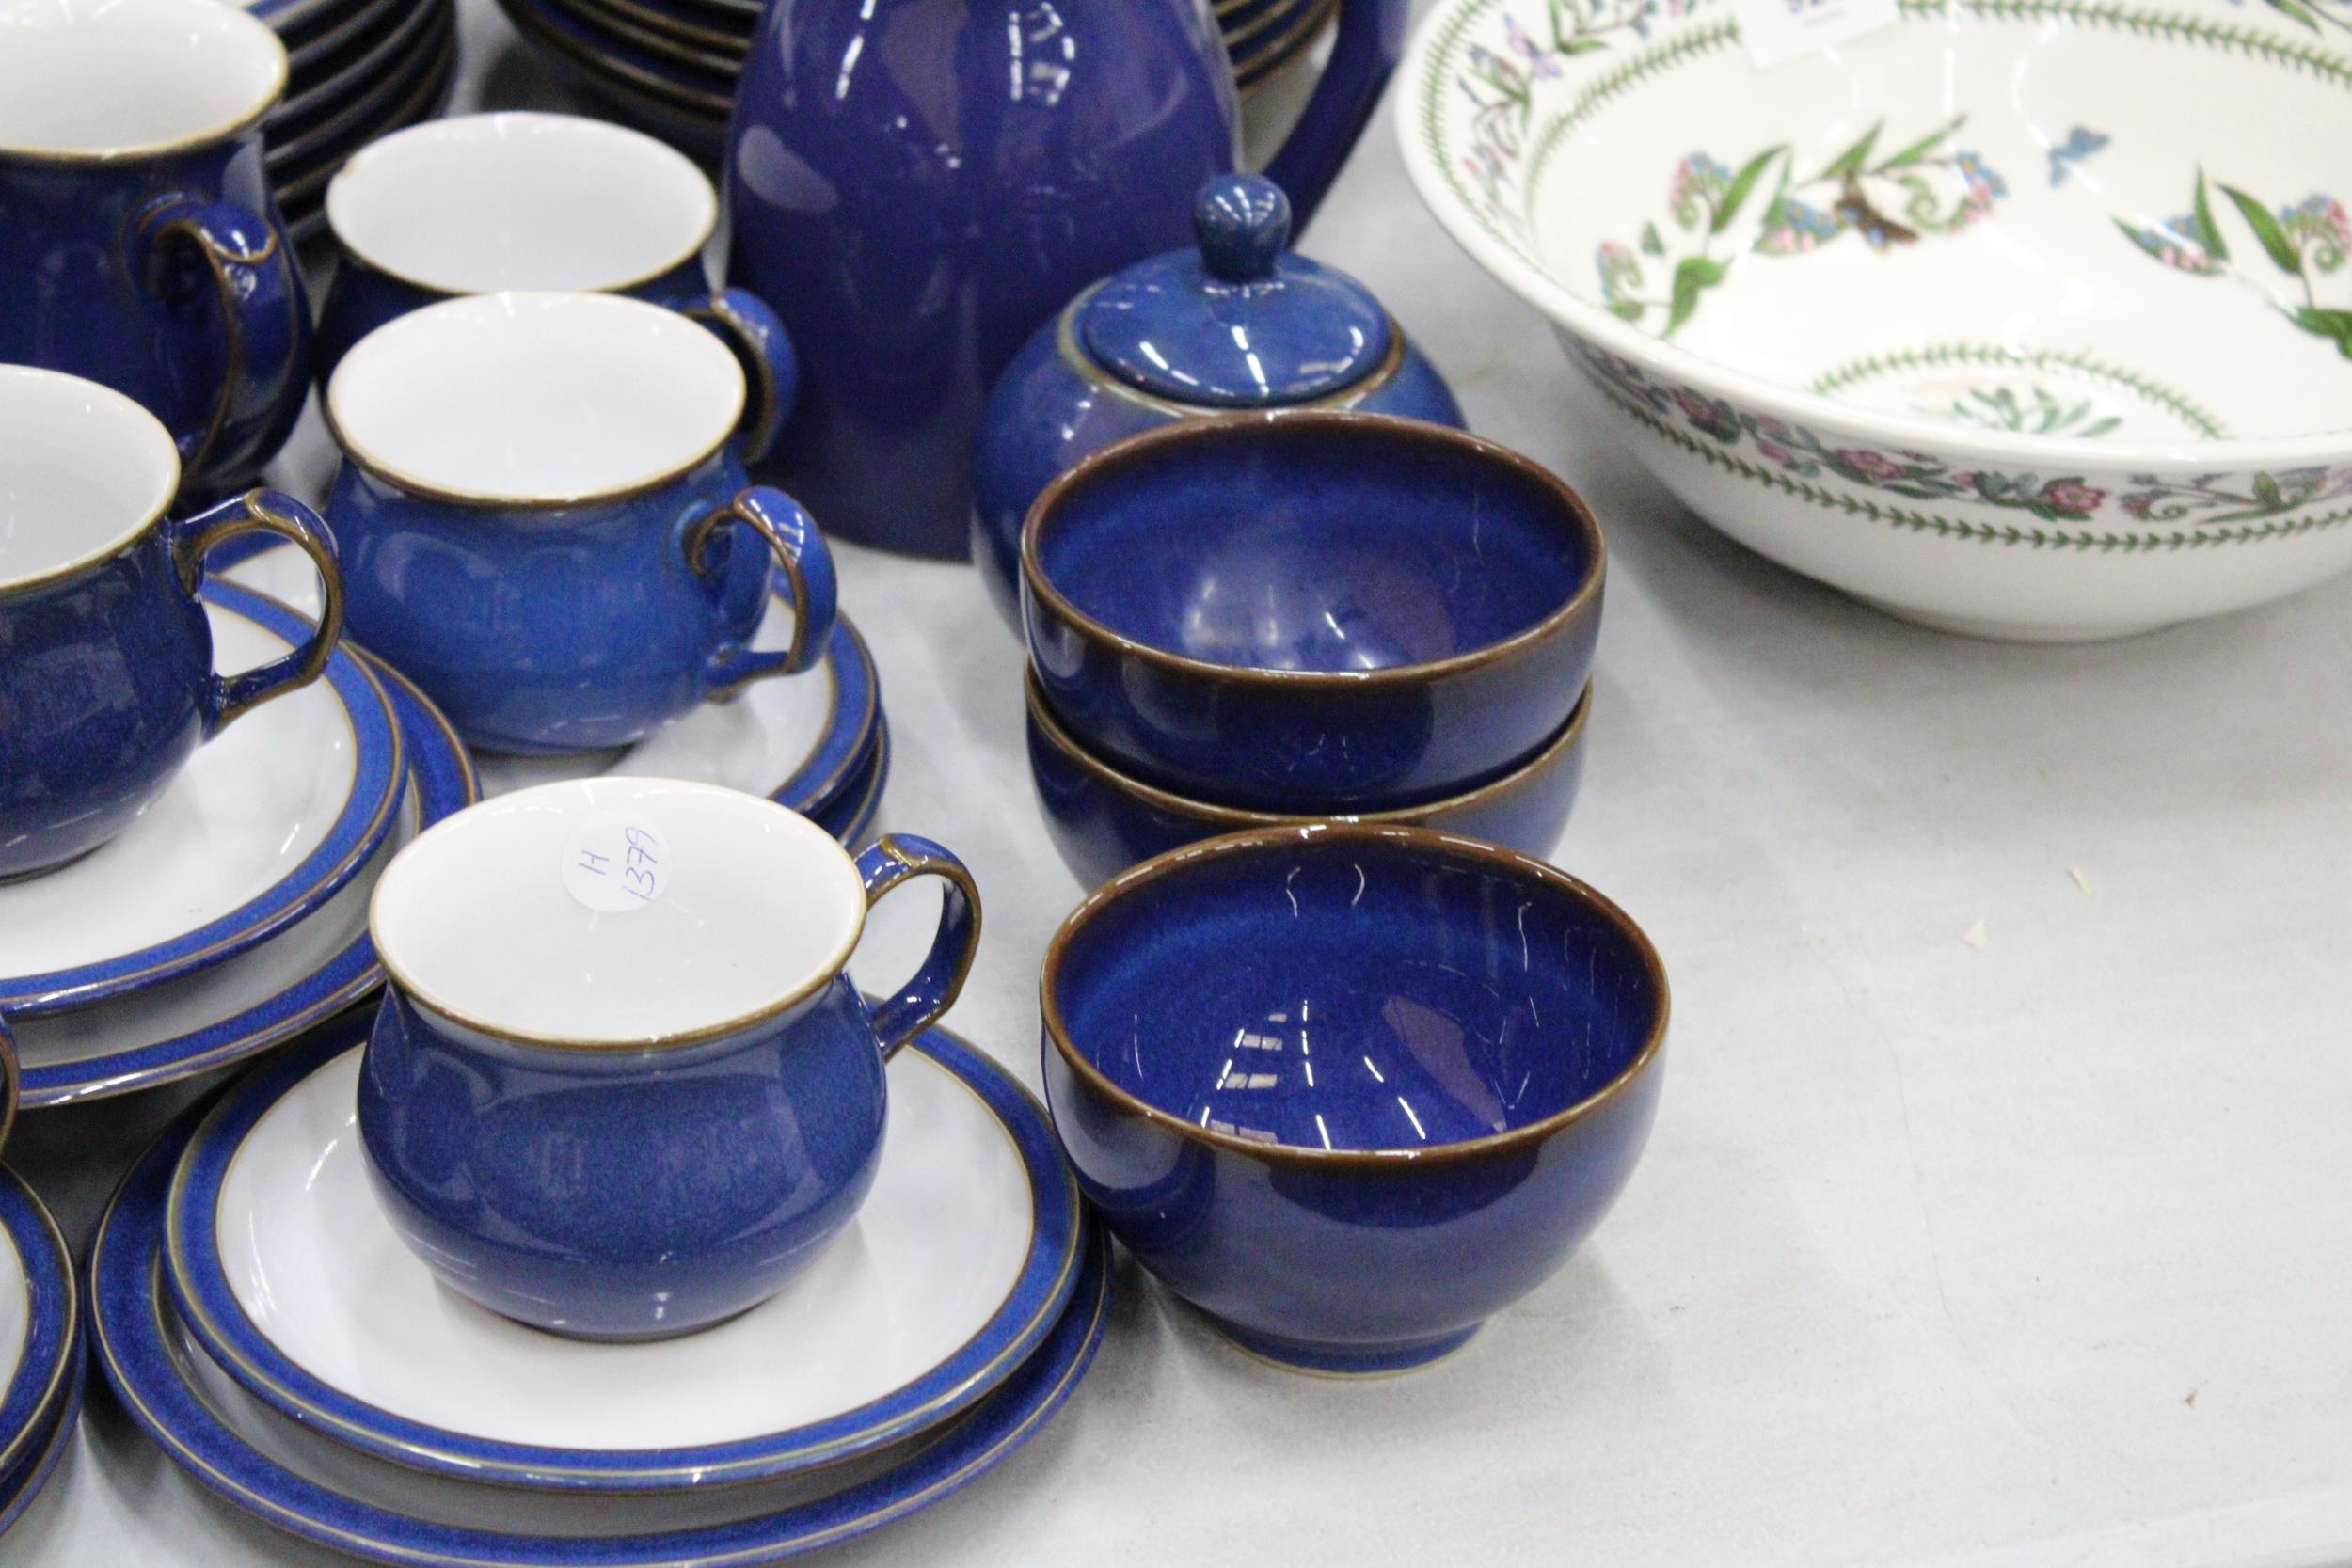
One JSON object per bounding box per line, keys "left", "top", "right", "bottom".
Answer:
{"left": 0, "top": 1167, "right": 76, "bottom": 1492}
{"left": 810, "top": 715, "right": 888, "bottom": 849}
{"left": 8, "top": 648, "right": 476, "bottom": 1108}
{"left": 0, "top": 584, "right": 405, "bottom": 1018}
{"left": 222, "top": 545, "right": 881, "bottom": 820}
{"left": 0, "top": 1350, "right": 81, "bottom": 1543}
{"left": 95, "top": 1070, "right": 1109, "bottom": 1563}
{"left": 162, "top": 1007, "right": 1082, "bottom": 1494}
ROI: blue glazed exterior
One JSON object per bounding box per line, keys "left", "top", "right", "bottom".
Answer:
{"left": 325, "top": 451, "right": 835, "bottom": 755}
{"left": 971, "top": 178, "right": 1466, "bottom": 630}
{"left": 314, "top": 256, "right": 800, "bottom": 462}
{"left": 163, "top": 1015, "right": 1083, "bottom": 1492}
{"left": 1041, "top": 824, "right": 1667, "bottom": 1373}
{"left": 1025, "top": 667, "right": 1592, "bottom": 894}
{"left": 0, "top": 137, "right": 311, "bottom": 503}
{"left": 723, "top": 0, "right": 1407, "bottom": 559}
{"left": 0, "top": 1166, "right": 76, "bottom": 1484}
{"left": 0, "top": 494, "right": 349, "bottom": 883}
{"left": 92, "top": 1055, "right": 1114, "bottom": 1568}
{"left": 358, "top": 975, "right": 889, "bottom": 1340}
{"left": 1022, "top": 413, "right": 1603, "bottom": 809}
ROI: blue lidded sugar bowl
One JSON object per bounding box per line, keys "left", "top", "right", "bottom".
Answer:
{"left": 972, "top": 174, "right": 1465, "bottom": 627}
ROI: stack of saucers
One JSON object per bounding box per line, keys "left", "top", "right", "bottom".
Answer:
{"left": 246, "top": 0, "right": 461, "bottom": 240}
{"left": 89, "top": 1002, "right": 1109, "bottom": 1563}
{"left": 3, "top": 578, "right": 479, "bottom": 1112}
{"left": 0, "top": 1031, "right": 79, "bottom": 1542}
{"left": 226, "top": 546, "right": 893, "bottom": 847}
{"left": 489, "top": 0, "right": 1330, "bottom": 161}
{"left": 1020, "top": 413, "right": 1608, "bottom": 889}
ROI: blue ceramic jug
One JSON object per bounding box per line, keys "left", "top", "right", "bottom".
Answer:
{"left": 723, "top": 0, "right": 1408, "bottom": 559}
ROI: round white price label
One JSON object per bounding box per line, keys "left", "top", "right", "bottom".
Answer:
{"left": 560, "top": 811, "right": 673, "bottom": 914}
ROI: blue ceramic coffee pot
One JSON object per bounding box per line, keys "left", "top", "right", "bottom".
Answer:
{"left": 358, "top": 780, "right": 984, "bottom": 1340}
{"left": 724, "top": 0, "right": 1411, "bottom": 559}
{"left": 973, "top": 174, "right": 1464, "bottom": 626}
{"left": 0, "top": 0, "right": 312, "bottom": 504}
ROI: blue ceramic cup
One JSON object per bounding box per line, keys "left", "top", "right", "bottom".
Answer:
{"left": 324, "top": 291, "right": 834, "bottom": 756}
{"left": 0, "top": 368, "right": 345, "bottom": 881}
{"left": 358, "top": 776, "right": 983, "bottom": 1340}
{"left": 1042, "top": 824, "right": 1668, "bottom": 1375}
{"left": 1023, "top": 413, "right": 1606, "bottom": 810}
{"left": 313, "top": 112, "right": 796, "bottom": 455}
{"left": 0, "top": 0, "right": 313, "bottom": 503}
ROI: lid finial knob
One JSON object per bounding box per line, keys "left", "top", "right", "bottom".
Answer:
{"left": 1195, "top": 174, "right": 1291, "bottom": 284}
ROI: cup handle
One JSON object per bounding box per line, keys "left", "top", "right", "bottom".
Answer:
{"left": 0, "top": 1015, "right": 18, "bottom": 1164}
{"left": 138, "top": 196, "right": 308, "bottom": 495}
{"left": 168, "top": 489, "right": 346, "bottom": 735}
{"left": 852, "top": 835, "right": 983, "bottom": 1060}
{"left": 686, "top": 485, "right": 838, "bottom": 699}
{"left": 675, "top": 288, "right": 799, "bottom": 466}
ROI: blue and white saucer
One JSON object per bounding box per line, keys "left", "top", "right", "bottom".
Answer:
{"left": 0, "top": 584, "right": 406, "bottom": 1018}
{"left": 0, "top": 1164, "right": 78, "bottom": 1540}
{"left": 95, "top": 1066, "right": 1110, "bottom": 1564}
{"left": 9, "top": 647, "right": 476, "bottom": 1108}
{"left": 226, "top": 543, "right": 884, "bottom": 826}
{"left": 163, "top": 1008, "right": 1082, "bottom": 1492}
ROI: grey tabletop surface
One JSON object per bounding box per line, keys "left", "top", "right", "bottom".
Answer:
{"left": 9, "top": 1, "right": 2352, "bottom": 1564}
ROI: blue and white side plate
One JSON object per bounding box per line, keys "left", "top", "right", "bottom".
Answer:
{"left": 0, "top": 583, "right": 406, "bottom": 1017}
{"left": 8, "top": 650, "right": 476, "bottom": 1108}
{"left": 0, "top": 1166, "right": 77, "bottom": 1497}
{"left": 96, "top": 1086, "right": 1108, "bottom": 1564}
{"left": 223, "top": 545, "right": 882, "bottom": 820}
{"left": 161, "top": 1009, "right": 1082, "bottom": 1494}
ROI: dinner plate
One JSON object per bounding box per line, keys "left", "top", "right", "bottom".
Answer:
{"left": 9, "top": 650, "right": 477, "bottom": 1109}
{"left": 275, "top": 29, "right": 458, "bottom": 226}
{"left": 0, "top": 1167, "right": 75, "bottom": 1487}
{"left": 498, "top": 0, "right": 736, "bottom": 116}
{"left": 268, "top": 5, "right": 456, "bottom": 174}
{"left": 224, "top": 543, "right": 882, "bottom": 816}
{"left": 0, "top": 1355, "right": 80, "bottom": 1542}
{"left": 165, "top": 1008, "right": 1081, "bottom": 1492}
{"left": 0, "top": 586, "right": 405, "bottom": 1018}
{"left": 545, "top": 0, "right": 743, "bottom": 77}
{"left": 270, "top": 0, "right": 451, "bottom": 139}
{"left": 97, "top": 1084, "right": 1111, "bottom": 1564}
{"left": 279, "top": 0, "right": 412, "bottom": 72}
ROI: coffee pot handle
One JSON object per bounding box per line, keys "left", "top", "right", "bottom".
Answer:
{"left": 1257, "top": 0, "right": 1409, "bottom": 231}
{"left": 138, "top": 196, "right": 309, "bottom": 498}
{"left": 673, "top": 288, "right": 800, "bottom": 467}
{"left": 852, "top": 836, "right": 983, "bottom": 1060}
{"left": 686, "top": 486, "right": 839, "bottom": 699}
{"left": 168, "top": 489, "right": 347, "bottom": 735}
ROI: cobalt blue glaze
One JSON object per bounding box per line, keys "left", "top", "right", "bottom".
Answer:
{"left": 1021, "top": 412, "right": 1604, "bottom": 810}
{"left": 164, "top": 1007, "right": 1081, "bottom": 1491}
{"left": 326, "top": 452, "right": 834, "bottom": 755}
{"left": 0, "top": 1164, "right": 75, "bottom": 1482}
{"left": 1026, "top": 670, "right": 1591, "bottom": 891}
{"left": 357, "top": 829, "right": 980, "bottom": 1340}
{"left": 358, "top": 975, "right": 887, "bottom": 1341}
{"left": 723, "top": 0, "right": 1407, "bottom": 559}
{"left": 1041, "top": 824, "right": 1667, "bottom": 1374}
{"left": 971, "top": 175, "right": 1465, "bottom": 628}
{"left": 0, "top": 489, "right": 346, "bottom": 881}
{"left": 0, "top": 130, "right": 310, "bottom": 504}
{"left": 93, "top": 1057, "right": 1113, "bottom": 1567}
{"left": 315, "top": 262, "right": 800, "bottom": 463}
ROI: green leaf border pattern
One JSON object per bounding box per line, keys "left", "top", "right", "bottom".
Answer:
{"left": 1807, "top": 344, "right": 2233, "bottom": 439}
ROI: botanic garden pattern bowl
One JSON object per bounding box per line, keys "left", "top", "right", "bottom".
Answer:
{"left": 1400, "top": 0, "right": 2352, "bottom": 640}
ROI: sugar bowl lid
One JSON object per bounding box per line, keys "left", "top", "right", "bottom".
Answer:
{"left": 1077, "top": 175, "right": 1394, "bottom": 408}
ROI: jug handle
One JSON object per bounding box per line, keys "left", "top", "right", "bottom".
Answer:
{"left": 1259, "top": 0, "right": 1410, "bottom": 231}
{"left": 852, "top": 836, "right": 982, "bottom": 1061}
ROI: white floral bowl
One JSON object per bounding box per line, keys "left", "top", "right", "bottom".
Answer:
{"left": 1399, "top": 0, "right": 2352, "bottom": 640}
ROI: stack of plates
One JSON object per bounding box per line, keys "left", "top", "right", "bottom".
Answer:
{"left": 247, "top": 0, "right": 461, "bottom": 241}
{"left": 3, "top": 581, "right": 477, "bottom": 1112}
{"left": 225, "top": 545, "right": 893, "bottom": 847}
{"left": 0, "top": 1160, "right": 78, "bottom": 1541}
{"left": 93, "top": 1008, "right": 1109, "bottom": 1563}
{"left": 490, "top": 0, "right": 1333, "bottom": 161}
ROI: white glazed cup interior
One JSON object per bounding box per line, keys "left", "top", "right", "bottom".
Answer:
{"left": 0, "top": 368, "right": 181, "bottom": 589}
{"left": 326, "top": 292, "right": 745, "bottom": 503}
{"left": 369, "top": 777, "right": 868, "bottom": 1047}
{"left": 326, "top": 113, "right": 717, "bottom": 294}
{"left": 0, "top": 0, "right": 287, "bottom": 158}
